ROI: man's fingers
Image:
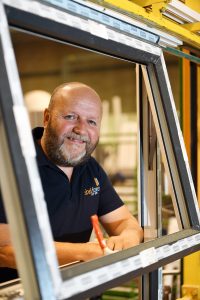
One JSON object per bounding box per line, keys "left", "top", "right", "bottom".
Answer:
{"left": 106, "top": 237, "right": 123, "bottom": 251}
{"left": 106, "top": 236, "right": 139, "bottom": 251}
{"left": 106, "top": 238, "right": 115, "bottom": 250}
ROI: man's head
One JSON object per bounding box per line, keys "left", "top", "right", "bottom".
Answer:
{"left": 41, "top": 82, "right": 102, "bottom": 167}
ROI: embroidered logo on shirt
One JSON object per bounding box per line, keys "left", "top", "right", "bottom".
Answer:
{"left": 94, "top": 177, "right": 99, "bottom": 187}
{"left": 84, "top": 177, "right": 100, "bottom": 196}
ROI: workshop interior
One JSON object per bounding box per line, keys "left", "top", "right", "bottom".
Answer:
{"left": 0, "top": 0, "right": 200, "bottom": 299}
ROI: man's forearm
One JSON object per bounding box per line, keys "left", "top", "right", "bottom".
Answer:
{"left": 0, "top": 224, "right": 12, "bottom": 246}
{"left": 55, "top": 241, "right": 103, "bottom": 265}
{"left": 0, "top": 241, "right": 104, "bottom": 269}
{"left": 0, "top": 245, "right": 16, "bottom": 268}
{"left": 117, "top": 219, "right": 143, "bottom": 242}
{"left": 104, "top": 217, "right": 143, "bottom": 242}
{"left": 0, "top": 223, "right": 16, "bottom": 268}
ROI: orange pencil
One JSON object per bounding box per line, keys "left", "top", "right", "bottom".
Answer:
{"left": 91, "top": 214, "right": 106, "bottom": 250}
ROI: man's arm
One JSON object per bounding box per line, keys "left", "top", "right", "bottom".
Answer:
{"left": 99, "top": 205, "right": 143, "bottom": 251}
{"left": 0, "top": 205, "right": 143, "bottom": 269}
{"left": 0, "top": 224, "right": 104, "bottom": 269}
{"left": 0, "top": 224, "right": 16, "bottom": 268}
{"left": 55, "top": 241, "right": 103, "bottom": 266}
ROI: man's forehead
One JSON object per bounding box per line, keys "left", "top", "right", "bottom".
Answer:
{"left": 60, "top": 85, "right": 99, "bottom": 97}
{"left": 58, "top": 86, "right": 101, "bottom": 105}
{"left": 50, "top": 84, "right": 102, "bottom": 117}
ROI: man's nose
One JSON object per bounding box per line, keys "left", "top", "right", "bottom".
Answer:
{"left": 73, "top": 119, "right": 87, "bottom": 135}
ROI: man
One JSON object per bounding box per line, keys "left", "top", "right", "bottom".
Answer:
{"left": 0, "top": 82, "right": 143, "bottom": 282}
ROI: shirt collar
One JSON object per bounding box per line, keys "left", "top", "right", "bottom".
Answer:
{"left": 32, "top": 127, "right": 52, "bottom": 167}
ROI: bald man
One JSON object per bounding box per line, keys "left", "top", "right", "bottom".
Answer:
{"left": 0, "top": 82, "right": 143, "bottom": 282}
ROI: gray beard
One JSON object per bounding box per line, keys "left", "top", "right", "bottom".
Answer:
{"left": 42, "top": 127, "right": 98, "bottom": 167}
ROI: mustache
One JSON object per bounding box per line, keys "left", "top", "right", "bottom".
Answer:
{"left": 64, "top": 132, "right": 90, "bottom": 143}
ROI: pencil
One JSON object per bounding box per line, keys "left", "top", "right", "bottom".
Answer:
{"left": 90, "top": 214, "right": 106, "bottom": 250}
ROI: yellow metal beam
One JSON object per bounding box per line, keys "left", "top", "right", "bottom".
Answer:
{"left": 131, "top": 0, "right": 200, "bottom": 15}
{"left": 182, "top": 21, "right": 200, "bottom": 33}
{"left": 185, "top": 0, "right": 200, "bottom": 14}
{"left": 129, "top": 0, "right": 170, "bottom": 7}
{"left": 129, "top": 0, "right": 170, "bottom": 18}
{"left": 99, "top": 0, "right": 200, "bottom": 49}
{"left": 184, "top": 252, "right": 200, "bottom": 286}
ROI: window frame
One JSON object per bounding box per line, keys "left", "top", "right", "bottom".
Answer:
{"left": 0, "top": 1, "right": 200, "bottom": 299}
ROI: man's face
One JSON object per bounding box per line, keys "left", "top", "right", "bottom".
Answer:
{"left": 42, "top": 86, "right": 102, "bottom": 167}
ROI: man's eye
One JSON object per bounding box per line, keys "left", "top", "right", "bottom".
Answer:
{"left": 63, "top": 115, "right": 75, "bottom": 120}
{"left": 88, "top": 120, "right": 97, "bottom": 126}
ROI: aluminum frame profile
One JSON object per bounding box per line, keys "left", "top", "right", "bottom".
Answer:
{"left": 42, "top": 0, "right": 160, "bottom": 44}
{"left": 0, "top": 7, "right": 59, "bottom": 300}
{"left": 142, "top": 63, "right": 191, "bottom": 229}
{"left": 163, "top": 0, "right": 200, "bottom": 25}
{"left": 60, "top": 229, "right": 200, "bottom": 300}
{"left": 0, "top": 0, "right": 200, "bottom": 299}
{"left": 0, "top": 2, "right": 60, "bottom": 299}
{"left": 44, "top": 0, "right": 183, "bottom": 47}
{"left": 137, "top": 64, "right": 163, "bottom": 300}
{"left": 86, "top": 0, "right": 183, "bottom": 47}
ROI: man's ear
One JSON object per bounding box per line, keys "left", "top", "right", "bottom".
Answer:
{"left": 43, "top": 108, "right": 50, "bottom": 128}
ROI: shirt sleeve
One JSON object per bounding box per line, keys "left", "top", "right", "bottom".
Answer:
{"left": 97, "top": 164, "right": 124, "bottom": 216}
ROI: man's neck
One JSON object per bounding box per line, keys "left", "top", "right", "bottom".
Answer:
{"left": 57, "top": 166, "right": 74, "bottom": 181}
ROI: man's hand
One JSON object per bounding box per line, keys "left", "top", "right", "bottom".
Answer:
{"left": 106, "top": 229, "right": 141, "bottom": 251}
{"left": 100, "top": 205, "right": 143, "bottom": 251}
{"left": 81, "top": 242, "right": 105, "bottom": 261}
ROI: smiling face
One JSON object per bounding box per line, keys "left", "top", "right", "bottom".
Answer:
{"left": 41, "top": 83, "right": 102, "bottom": 167}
